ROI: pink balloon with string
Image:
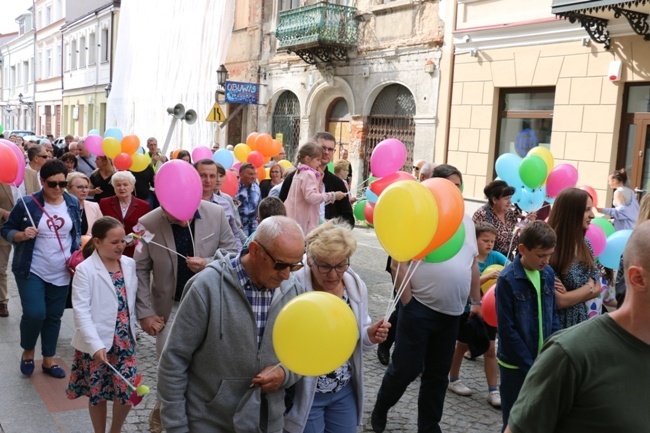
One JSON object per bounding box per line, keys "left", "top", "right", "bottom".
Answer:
{"left": 0, "top": 139, "right": 24, "bottom": 186}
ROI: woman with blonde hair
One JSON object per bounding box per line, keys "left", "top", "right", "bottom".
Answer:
{"left": 89, "top": 156, "right": 116, "bottom": 202}
{"left": 67, "top": 172, "right": 103, "bottom": 236}
{"left": 285, "top": 220, "right": 389, "bottom": 433}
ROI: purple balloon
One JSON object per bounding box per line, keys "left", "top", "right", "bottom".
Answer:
{"left": 585, "top": 224, "right": 606, "bottom": 257}
{"left": 85, "top": 134, "right": 105, "bottom": 156}
{"left": 546, "top": 164, "right": 578, "bottom": 198}
{"left": 0, "top": 139, "right": 25, "bottom": 186}
{"left": 370, "top": 138, "right": 407, "bottom": 178}
{"left": 155, "top": 160, "right": 203, "bottom": 221}
{"left": 191, "top": 146, "right": 213, "bottom": 163}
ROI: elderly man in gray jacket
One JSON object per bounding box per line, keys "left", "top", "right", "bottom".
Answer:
{"left": 157, "top": 216, "right": 306, "bottom": 433}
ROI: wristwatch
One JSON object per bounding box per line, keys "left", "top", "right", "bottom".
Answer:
{"left": 469, "top": 300, "right": 482, "bottom": 306}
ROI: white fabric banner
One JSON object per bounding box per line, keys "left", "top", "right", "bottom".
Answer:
{"left": 107, "top": 0, "right": 235, "bottom": 155}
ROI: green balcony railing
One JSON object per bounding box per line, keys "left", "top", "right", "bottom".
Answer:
{"left": 276, "top": 2, "right": 358, "bottom": 50}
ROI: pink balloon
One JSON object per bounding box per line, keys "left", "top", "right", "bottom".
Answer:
{"left": 369, "top": 171, "right": 416, "bottom": 196}
{"left": 585, "top": 224, "right": 606, "bottom": 257}
{"left": 231, "top": 161, "right": 242, "bottom": 172}
{"left": 155, "top": 160, "right": 203, "bottom": 221}
{"left": 370, "top": 138, "right": 407, "bottom": 177}
{"left": 0, "top": 140, "right": 19, "bottom": 185}
{"left": 579, "top": 185, "right": 598, "bottom": 208}
{"left": 545, "top": 164, "right": 578, "bottom": 198}
{"left": 85, "top": 134, "right": 105, "bottom": 156}
{"left": 191, "top": 146, "right": 213, "bottom": 162}
{"left": 0, "top": 139, "right": 25, "bottom": 186}
{"left": 222, "top": 170, "right": 238, "bottom": 197}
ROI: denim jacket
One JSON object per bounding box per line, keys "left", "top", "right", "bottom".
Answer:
{"left": 0, "top": 190, "right": 81, "bottom": 278}
{"left": 496, "top": 254, "right": 560, "bottom": 372}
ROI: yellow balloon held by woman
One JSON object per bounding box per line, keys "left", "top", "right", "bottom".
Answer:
{"left": 481, "top": 264, "right": 504, "bottom": 293}
{"left": 273, "top": 291, "right": 358, "bottom": 376}
{"left": 373, "top": 180, "right": 438, "bottom": 262}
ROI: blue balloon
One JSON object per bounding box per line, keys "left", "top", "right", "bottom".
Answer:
{"left": 518, "top": 186, "right": 546, "bottom": 213}
{"left": 495, "top": 153, "right": 522, "bottom": 181}
{"left": 213, "top": 148, "right": 234, "bottom": 170}
{"left": 136, "top": 146, "right": 146, "bottom": 154}
{"left": 545, "top": 196, "right": 555, "bottom": 205}
{"left": 366, "top": 187, "right": 378, "bottom": 204}
{"left": 104, "top": 127, "right": 124, "bottom": 142}
{"left": 88, "top": 129, "right": 100, "bottom": 136}
{"left": 599, "top": 229, "right": 632, "bottom": 269}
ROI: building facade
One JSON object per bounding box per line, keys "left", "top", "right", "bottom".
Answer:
{"left": 445, "top": 0, "right": 650, "bottom": 204}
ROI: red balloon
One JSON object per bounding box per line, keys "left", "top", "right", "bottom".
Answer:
{"left": 579, "top": 185, "right": 598, "bottom": 208}
{"left": 482, "top": 286, "right": 497, "bottom": 327}
{"left": 222, "top": 170, "right": 238, "bottom": 197}
{"left": 363, "top": 201, "right": 375, "bottom": 225}
{"left": 369, "top": 171, "right": 416, "bottom": 196}
{"left": 113, "top": 153, "right": 133, "bottom": 171}
{"left": 0, "top": 140, "right": 19, "bottom": 184}
{"left": 247, "top": 150, "right": 264, "bottom": 168}
{"left": 413, "top": 178, "right": 465, "bottom": 260}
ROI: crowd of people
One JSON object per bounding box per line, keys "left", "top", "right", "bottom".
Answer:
{"left": 1, "top": 129, "right": 647, "bottom": 433}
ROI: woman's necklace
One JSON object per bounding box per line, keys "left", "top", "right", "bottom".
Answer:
{"left": 119, "top": 198, "right": 132, "bottom": 212}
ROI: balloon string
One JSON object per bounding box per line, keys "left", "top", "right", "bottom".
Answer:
{"left": 187, "top": 221, "right": 195, "bottom": 257}
{"left": 150, "top": 241, "right": 188, "bottom": 259}
{"left": 105, "top": 362, "right": 136, "bottom": 392}
{"left": 383, "top": 260, "right": 408, "bottom": 322}
{"left": 387, "top": 260, "right": 421, "bottom": 321}
{"left": 249, "top": 362, "right": 282, "bottom": 388}
{"left": 19, "top": 195, "right": 36, "bottom": 227}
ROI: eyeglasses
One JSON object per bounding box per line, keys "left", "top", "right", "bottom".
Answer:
{"left": 311, "top": 257, "right": 349, "bottom": 274}
{"left": 322, "top": 146, "right": 335, "bottom": 153}
{"left": 412, "top": 166, "right": 420, "bottom": 171}
{"left": 256, "top": 241, "right": 304, "bottom": 272}
{"left": 73, "top": 185, "right": 90, "bottom": 190}
{"left": 46, "top": 181, "right": 68, "bottom": 189}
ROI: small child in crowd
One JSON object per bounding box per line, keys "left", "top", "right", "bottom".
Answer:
{"left": 243, "top": 196, "right": 287, "bottom": 248}
{"left": 495, "top": 220, "right": 560, "bottom": 432}
{"left": 585, "top": 264, "right": 617, "bottom": 318}
{"left": 66, "top": 217, "right": 142, "bottom": 433}
{"left": 284, "top": 142, "right": 347, "bottom": 234}
{"left": 448, "top": 222, "right": 507, "bottom": 407}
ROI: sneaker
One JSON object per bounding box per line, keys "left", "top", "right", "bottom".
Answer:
{"left": 487, "top": 390, "right": 501, "bottom": 408}
{"left": 448, "top": 379, "right": 472, "bottom": 396}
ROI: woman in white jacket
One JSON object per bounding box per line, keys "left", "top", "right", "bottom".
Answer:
{"left": 285, "top": 220, "right": 390, "bottom": 433}
{"left": 66, "top": 216, "right": 140, "bottom": 433}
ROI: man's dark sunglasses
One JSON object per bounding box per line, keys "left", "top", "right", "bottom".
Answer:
{"left": 257, "top": 242, "right": 304, "bottom": 272}
{"left": 46, "top": 181, "right": 68, "bottom": 189}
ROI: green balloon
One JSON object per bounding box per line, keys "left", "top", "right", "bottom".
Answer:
{"left": 354, "top": 199, "right": 367, "bottom": 222}
{"left": 0, "top": 124, "right": 3, "bottom": 135}
{"left": 424, "top": 223, "right": 466, "bottom": 263}
{"left": 592, "top": 217, "right": 615, "bottom": 238}
{"left": 327, "top": 161, "right": 334, "bottom": 173}
{"left": 519, "top": 155, "right": 547, "bottom": 189}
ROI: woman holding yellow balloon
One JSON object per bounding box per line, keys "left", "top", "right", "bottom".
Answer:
{"left": 284, "top": 220, "right": 390, "bottom": 433}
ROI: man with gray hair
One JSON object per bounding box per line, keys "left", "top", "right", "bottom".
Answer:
{"left": 75, "top": 138, "right": 97, "bottom": 176}
{"left": 158, "top": 216, "right": 306, "bottom": 433}
{"left": 419, "top": 162, "right": 434, "bottom": 182}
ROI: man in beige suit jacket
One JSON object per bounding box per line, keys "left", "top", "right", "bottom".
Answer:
{"left": 134, "top": 200, "right": 238, "bottom": 354}
{"left": 0, "top": 169, "right": 40, "bottom": 317}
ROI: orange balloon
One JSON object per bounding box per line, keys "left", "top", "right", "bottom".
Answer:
{"left": 246, "top": 132, "right": 259, "bottom": 150}
{"left": 272, "top": 139, "right": 283, "bottom": 157}
{"left": 413, "top": 178, "right": 465, "bottom": 260}
{"left": 80, "top": 235, "right": 91, "bottom": 249}
{"left": 255, "top": 133, "right": 275, "bottom": 157}
{"left": 263, "top": 155, "right": 271, "bottom": 164}
{"left": 121, "top": 135, "right": 140, "bottom": 155}
{"left": 579, "top": 185, "right": 598, "bottom": 208}
{"left": 256, "top": 165, "right": 268, "bottom": 181}
{"left": 172, "top": 149, "right": 181, "bottom": 159}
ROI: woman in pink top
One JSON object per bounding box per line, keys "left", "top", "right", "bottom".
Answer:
{"left": 285, "top": 142, "right": 347, "bottom": 234}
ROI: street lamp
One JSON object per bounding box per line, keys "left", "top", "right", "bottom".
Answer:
{"left": 105, "top": 83, "right": 112, "bottom": 98}
{"left": 217, "top": 64, "right": 229, "bottom": 87}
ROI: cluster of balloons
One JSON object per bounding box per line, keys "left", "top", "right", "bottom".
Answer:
{"left": 85, "top": 128, "right": 152, "bottom": 172}
{"left": 588, "top": 218, "right": 632, "bottom": 269}
{"left": 361, "top": 138, "right": 466, "bottom": 264}
{"left": 273, "top": 291, "right": 358, "bottom": 376}
{"left": 232, "top": 132, "right": 288, "bottom": 182}
{"left": 0, "top": 139, "right": 26, "bottom": 186}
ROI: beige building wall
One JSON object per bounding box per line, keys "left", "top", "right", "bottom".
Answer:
{"left": 448, "top": 35, "right": 649, "bottom": 205}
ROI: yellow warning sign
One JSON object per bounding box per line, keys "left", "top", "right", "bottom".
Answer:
{"left": 206, "top": 103, "right": 226, "bottom": 122}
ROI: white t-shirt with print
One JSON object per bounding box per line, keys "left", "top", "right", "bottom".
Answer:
{"left": 31, "top": 200, "right": 73, "bottom": 286}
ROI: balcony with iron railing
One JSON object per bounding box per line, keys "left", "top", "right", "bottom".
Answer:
{"left": 275, "top": 2, "right": 358, "bottom": 64}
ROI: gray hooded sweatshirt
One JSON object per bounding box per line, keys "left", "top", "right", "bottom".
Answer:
{"left": 157, "top": 250, "right": 305, "bottom": 433}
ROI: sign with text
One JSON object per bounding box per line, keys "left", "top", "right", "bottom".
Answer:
{"left": 225, "top": 81, "right": 259, "bottom": 105}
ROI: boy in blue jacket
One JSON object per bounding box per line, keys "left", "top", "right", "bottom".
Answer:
{"left": 496, "top": 220, "right": 560, "bottom": 431}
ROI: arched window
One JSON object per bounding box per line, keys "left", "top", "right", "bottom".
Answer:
{"left": 272, "top": 91, "right": 300, "bottom": 163}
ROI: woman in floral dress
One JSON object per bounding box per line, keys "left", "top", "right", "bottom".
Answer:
{"left": 66, "top": 217, "right": 140, "bottom": 433}
{"left": 548, "top": 188, "right": 600, "bottom": 329}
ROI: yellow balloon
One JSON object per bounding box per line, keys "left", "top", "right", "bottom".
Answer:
{"left": 130, "top": 153, "right": 151, "bottom": 172}
{"left": 528, "top": 146, "right": 554, "bottom": 173}
{"left": 233, "top": 143, "right": 251, "bottom": 163}
{"left": 481, "top": 264, "right": 504, "bottom": 293}
{"left": 102, "top": 137, "right": 121, "bottom": 159}
{"left": 278, "top": 159, "right": 293, "bottom": 170}
{"left": 264, "top": 167, "right": 270, "bottom": 180}
{"left": 273, "top": 292, "right": 358, "bottom": 376}
{"left": 374, "top": 180, "right": 438, "bottom": 262}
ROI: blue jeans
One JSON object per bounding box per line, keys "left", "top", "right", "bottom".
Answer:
{"left": 374, "top": 298, "right": 460, "bottom": 433}
{"left": 304, "top": 382, "right": 357, "bottom": 433}
{"left": 15, "top": 273, "right": 68, "bottom": 357}
{"left": 499, "top": 366, "right": 528, "bottom": 433}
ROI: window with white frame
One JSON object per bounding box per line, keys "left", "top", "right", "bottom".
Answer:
{"left": 101, "top": 28, "right": 109, "bottom": 62}
{"left": 55, "top": 0, "right": 62, "bottom": 21}
{"left": 46, "top": 49, "right": 52, "bottom": 78}
{"left": 30, "top": 57, "right": 34, "bottom": 82}
{"left": 11, "top": 66, "right": 16, "bottom": 89}
{"left": 89, "top": 33, "right": 96, "bottom": 65}
{"left": 64, "top": 43, "right": 70, "bottom": 71}
{"left": 36, "top": 51, "right": 42, "bottom": 80}
{"left": 37, "top": 10, "right": 42, "bottom": 29}
{"left": 71, "top": 40, "right": 77, "bottom": 69}
{"left": 23, "top": 60, "right": 28, "bottom": 88}
{"left": 79, "top": 36, "right": 86, "bottom": 68}
{"left": 280, "top": 0, "right": 300, "bottom": 10}
{"left": 55, "top": 45, "right": 61, "bottom": 76}
{"left": 46, "top": 6, "right": 51, "bottom": 26}
{"left": 16, "top": 63, "right": 21, "bottom": 86}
